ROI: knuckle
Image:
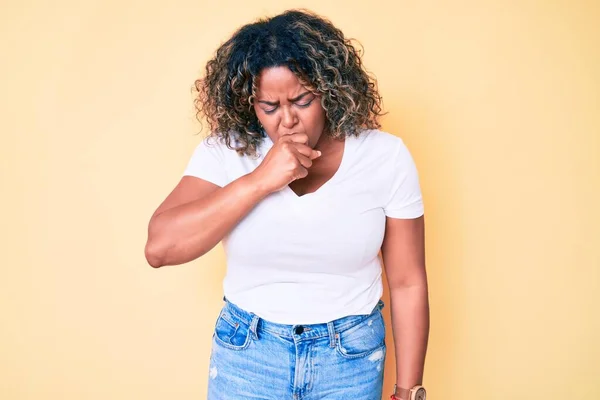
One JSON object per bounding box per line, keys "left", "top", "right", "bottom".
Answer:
{"left": 281, "top": 142, "right": 292, "bottom": 152}
{"left": 287, "top": 157, "right": 299, "bottom": 169}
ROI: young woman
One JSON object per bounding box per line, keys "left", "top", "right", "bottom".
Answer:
{"left": 145, "top": 9, "right": 429, "bottom": 400}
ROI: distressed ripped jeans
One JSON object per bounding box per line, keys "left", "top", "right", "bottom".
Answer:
{"left": 207, "top": 298, "right": 386, "bottom": 400}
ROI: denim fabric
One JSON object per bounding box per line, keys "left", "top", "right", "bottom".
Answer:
{"left": 207, "top": 298, "right": 386, "bottom": 400}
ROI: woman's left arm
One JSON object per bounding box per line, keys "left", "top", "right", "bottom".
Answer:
{"left": 381, "top": 214, "right": 430, "bottom": 394}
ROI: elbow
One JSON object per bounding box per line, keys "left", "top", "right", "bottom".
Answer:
{"left": 144, "top": 220, "right": 211, "bottom": 268}
{"left": 145, "top": 239, "right": 166, "bottom": 268}
{"left": 144, "top": 237, "right": 208, "bottom": 268}
{"left": 145, "top": 217, "right": 171, "bottom": 268}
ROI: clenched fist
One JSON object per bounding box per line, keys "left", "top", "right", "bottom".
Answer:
{"left": 250, "top": 133, "right": 322, "bottom": 194}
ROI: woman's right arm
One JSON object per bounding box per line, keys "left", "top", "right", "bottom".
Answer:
{"left": 144, "top": 133, "right": 320, "bottom": 268}
{"left": 144, "top": 173, "right": 270, "bottom": 268}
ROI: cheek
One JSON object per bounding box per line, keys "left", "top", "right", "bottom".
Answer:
{"left": 303, "top": 106, "right": 326, "bottom": 130}
{"left": 254, "top": 109, "right": 274, "bottom": 130}
{"left": 259, "top": 118, "right": 278, "bottom": 135}
{"left": 300, "top": 108, "right": 326, "bottom": 147}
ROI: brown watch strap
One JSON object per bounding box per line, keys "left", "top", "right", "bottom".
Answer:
{"left": 393, "top": 385, "right": 411, "bottom": 400}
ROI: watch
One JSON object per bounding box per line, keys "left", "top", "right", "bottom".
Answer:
{"left": 390, "top": 384, "right": 426, "bottom": 400}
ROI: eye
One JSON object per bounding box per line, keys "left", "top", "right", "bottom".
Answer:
{"left": 296, "top": 98, "right": 315, "bottom": 108}
{"left": 263, "top": 106, "right": 278, "bottom": 115}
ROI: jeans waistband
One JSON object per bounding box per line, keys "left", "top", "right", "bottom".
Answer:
{"left": 220, "top": 297, "right": 384, "bottom": 344}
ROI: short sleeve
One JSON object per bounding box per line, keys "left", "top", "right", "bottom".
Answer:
{"left": 182, "top": 137, "right": 229, "bottom": 187}
{"left": 384, "top": 140, "right": 425, "bottom": 219}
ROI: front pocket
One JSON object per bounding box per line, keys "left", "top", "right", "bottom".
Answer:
{"left": 213, "top": 309, "right": 252, "bottom": 351}
{"left": 336, "top": 311, "right": 386, "bottom": 359}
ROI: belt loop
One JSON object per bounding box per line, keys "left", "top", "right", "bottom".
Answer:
{"left": 249, "top": 314, "right": 260, "bottom": 341}
{"left": 369, "top": 299, "right": 384, "bottom": 315}
{"left": 327, "top": 321, "right": 336, "bottom": 348}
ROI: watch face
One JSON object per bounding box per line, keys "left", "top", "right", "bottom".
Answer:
{"left": 415, "top": 388, "right": 426, "bottom": 400}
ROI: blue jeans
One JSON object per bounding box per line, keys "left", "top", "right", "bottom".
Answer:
{"left": 207, "top": 298, "right": 387, "bottom": 399}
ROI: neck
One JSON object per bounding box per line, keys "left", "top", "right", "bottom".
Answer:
{"left": 314, "top": 134, "right": 343, "bottom": 155}
{"left": 307, "top": 134, "right": 345, "bottom": 177}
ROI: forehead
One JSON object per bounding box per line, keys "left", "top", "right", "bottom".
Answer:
{"left": 256, "top": 66, "right": 306, "bottom": 97}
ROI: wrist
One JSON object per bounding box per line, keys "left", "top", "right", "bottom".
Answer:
{"left": 243, "top": 172, "right": 272, "bottom": 199}
{"left": 393, "top": 385, "right": 410, "bottom": 400}
{"left": 392, "top": 384, "right": 427, "bottom": 400}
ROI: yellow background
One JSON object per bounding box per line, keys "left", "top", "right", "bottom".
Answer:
{"left": 1, "top": 0, "right": 598, "bottom": 399}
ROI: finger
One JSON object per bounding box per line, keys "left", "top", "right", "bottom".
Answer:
{"left": 292, "top": 143, "right": 321, "bottom": 160}
{"left": 295, "top": 167, "right": 309, "bottom": 180}
{"left": 286, "top": 133, "right": 310, "bottom": 145}
{"left": 293, "top": 151, "right": 313, "bottom": 169}
{"left": 309, "top": 150, "right": 321, "bottom": 160}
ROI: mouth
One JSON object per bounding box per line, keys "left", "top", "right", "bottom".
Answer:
{"left": 278, "top": 132, "right": 310, "bottom": 146}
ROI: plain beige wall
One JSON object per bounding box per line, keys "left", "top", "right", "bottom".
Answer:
{"left": 1, "top": 0, "right": 599, "bottom": 399}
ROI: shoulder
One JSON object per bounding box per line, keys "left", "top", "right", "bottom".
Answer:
{"left": 353, "top": 129, "right": 410, "bottom": 159}
{"left": 351, "top": 129, "right": 420, "bottom": 183}
{"left": 197, "top": 135, "right": 232, "bottom": 152}
{"left": 191, "top": 133, "right": 248, "bottom": 160}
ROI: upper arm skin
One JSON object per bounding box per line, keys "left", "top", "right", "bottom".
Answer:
{"left": 150, "top": 176, "right": 221, "bottom": 221}
{"left": 381, "top": 215, "right": 427, "bottom": 289}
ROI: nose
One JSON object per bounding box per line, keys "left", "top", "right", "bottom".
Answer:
{"left": 281, "top": 106, "right": 298, "bottom": 129}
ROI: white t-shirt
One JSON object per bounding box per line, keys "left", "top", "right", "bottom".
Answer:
{"left": 183, "top": 129, "right": 424, "bottom": 324}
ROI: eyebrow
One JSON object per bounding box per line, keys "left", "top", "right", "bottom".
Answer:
{"left": 257, "top": 91, "right": 313, "bottom": 106}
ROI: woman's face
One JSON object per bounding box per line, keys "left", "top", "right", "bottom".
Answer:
{"left": 253, "top": 66, "right": 326, "bottom": 148}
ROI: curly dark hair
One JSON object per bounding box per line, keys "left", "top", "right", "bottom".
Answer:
{"left": 193, "top": 9, "right": 384, "bottom": 156}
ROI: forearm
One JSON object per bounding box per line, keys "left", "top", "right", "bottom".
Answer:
{"left": 389, "top": 283, "right": 430, "bottom": 389}
{"left": 145, "top": 174, "right": 267, "bottom": 267}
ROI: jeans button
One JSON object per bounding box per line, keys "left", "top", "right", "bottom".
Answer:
{"left": 294, "top": 326, "right": 304, "bottom": 335}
